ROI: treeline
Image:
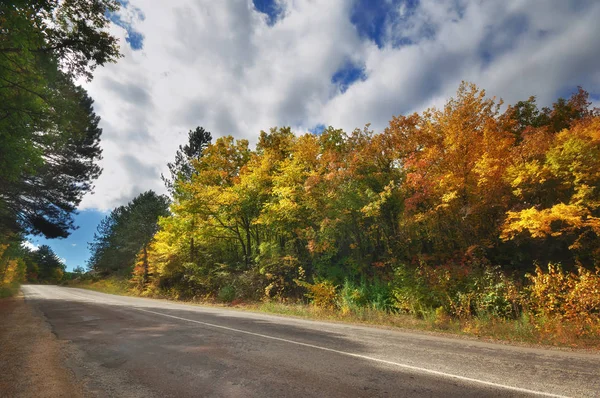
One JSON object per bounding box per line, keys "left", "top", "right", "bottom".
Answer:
{"left": 1, "top": 238, "right": 70, "bottom": 296}
{"left": 0, "top": 1, "right": 120, "bottom": 293}
{"left": 89, "top": 83, "right": 600, "bottom": 336}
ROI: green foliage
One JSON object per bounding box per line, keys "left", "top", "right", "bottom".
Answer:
{"left": 72, "top": 276, "right": 130, "bottom": 296}
{"left": 338, "top": 278, "right": 396, "bottom": 313}
{"left": 0, "top": 0, "right": 120, "bottom": 238}
{"left": 88, "top": 191, "right": 170, "bottom": 277}
{"left": 31, "top": 245, "right": 66, "bottom": 283}
{"left": 257, "top": 242, "right": 303, "bottom": 299}
{"left": 162, "top": 126, "right": 212, "bottom": 197}
{"left": 0, "top": 282, "right": 21, "bottom": 298}
{"left": 217, "top": 285, "right": 236, "bottom": 303}
{"left": 1, "top": 0, "right": 122, "bottom": 79}
{"left": 392, "top": 255, "right": 521, "bottom": 319}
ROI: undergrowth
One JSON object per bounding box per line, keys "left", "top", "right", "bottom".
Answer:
{"left": 0, "top": 283, "right": 19, "bottom": 298}
{"left": 69, "top": 266, "right": 600, "bottom": 350}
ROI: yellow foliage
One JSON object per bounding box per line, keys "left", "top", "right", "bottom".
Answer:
{"left": 441, "top": 190, "right": 458, "bottom": 204}
{"left": 297, "top": 280, "right": 338, "bottom": 309}
{"left": 52, "top": 267, "right": 64, "bottom": 282}
{"left": 0, "top": 243, "right": 26, "bottom": 286}
{"left": 527, "top": 264, "right": 600, "bottom": 336}
{"left": 360, "top": 181, "right": 395, "bottom": 217}
{"left": 505, "top": 160, "right": 549, "bottom": 195}
{"left": 501, "top": 203, "right": 600, "bottom": 241}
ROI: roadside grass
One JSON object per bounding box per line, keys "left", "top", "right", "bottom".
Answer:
{"left": 240, "top": 303, "right": 600, "bottom": 349}
{"left": 250, "top": 302, "right": 535, "bottom": 343}
{"left": 0, "top": 283, "right": 20, "bottom": 298}
{"left": 69, "top": 277, "right": 131, "bottom": 296}
{"left": 68, "top": 279, "right": 600, "bottom": 350}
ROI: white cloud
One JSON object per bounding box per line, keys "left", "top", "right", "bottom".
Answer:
{"left": 79, "top": 0, "right": 600, "bottom": 211}
{"left": 22, "top": 241, "right": 39, "bottom": 252}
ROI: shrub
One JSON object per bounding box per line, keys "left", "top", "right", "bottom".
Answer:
{"left": 338, "top": 279, "right": 364, "bottom": 314}
{"left": 297, "top": 280, "right": 338, "bottom": 309}
{"left": 257, "top": 243, "right": 304, "bottom": 299}
{"left": 231, "top": 270, "right": 265, "bottom": 301}
{"left": 433, "top": 306, "right": 452, "bottom": 329}
{"left": 336, "top": 278, "right": 397, "bottom": 313}
{"left": 217, "top": 285, "right": 236, "bottom": 303}
{"left": 526, "top": 264, "right": 600, "bottom": 336}
{"left": 392, "top": 254, "right": 521, "bottom": 319}
{"left": 0, "top": 283, "right": 19, "bottom": 298}
{"left": 392, "top": 262, "right": 433, "bottom": 317}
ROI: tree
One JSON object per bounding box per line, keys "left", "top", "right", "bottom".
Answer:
{"left": 87, "top": 207, "right": 125, "bottom": 275}
{"left": 88, "top": 191, "right": 170, "bottom": 281}
{"left": 387, "top": 83, "right": 515, "bottom": 262}
{"left": 124, "top": 191, "right": 171, "bottom": 286}
{"left": 162, "top": 126, "right": 212, "bottom": 196}
{"left": 72, "top": 265, "right": 85, "bottom": 276}
{"left": 84, "top": 83, "right": 600, "bottom": 318}
{"left": 0, "top": 236, "right": 29, "bottom": 286}
{"left": 1, "top": 0, "right": 121, "bottom": 80}
{"left": 504, "top": 88, "right": 598, "bottom": 140}
{"left": 32, "top": 245, "right": 66, "bottom": 283}
{"left": 160, "top": 126, "right": 212, "bottom": 266}
{"left": 178, "top": 136, "right": 252, "bottom": 266}
{"left": 501, "top": 117, "right": 600, "bottom": 268}
{"left": 0, "top": 0, "right": 120, "bottom": 238}
{"left": 0, "top": 79, "right": 103, "bottom": 238}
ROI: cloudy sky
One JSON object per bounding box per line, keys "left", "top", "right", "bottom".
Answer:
{"left": 29, "top": 0, "right": 600, "bottom": 269}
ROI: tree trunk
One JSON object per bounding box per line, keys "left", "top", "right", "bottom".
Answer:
{"left": 142, "top": 245, "right": 148, "bottom": 286}
{"left": 190, "top": 217, "right": 195, "bottom": 263}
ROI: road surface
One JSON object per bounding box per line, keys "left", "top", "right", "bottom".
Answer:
{"left": 21, "top": 285, "right": 600, "bottom": 397}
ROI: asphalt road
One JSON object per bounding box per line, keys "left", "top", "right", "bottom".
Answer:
{"left": 21, "top": 285, "right": 600, "bottom": 398}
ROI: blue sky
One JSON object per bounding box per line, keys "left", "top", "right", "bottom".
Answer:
{"left": 253, "top": 0, "right": 285, "bottom": 25}
{"left": 350, "top": 0, "right": 420, "bottom": 48}
{"left": 27, "top": 211, "right": 106, "bottom": 271}
{"left": 108, "top": 0, "right": 145, "bottom": 50}
{"left": 30, "top": 0, "right": 600, "bottom": 270}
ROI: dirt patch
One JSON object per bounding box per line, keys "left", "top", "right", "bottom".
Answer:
{"left": 0, "top": 293, "right": 84, "bottom": 398}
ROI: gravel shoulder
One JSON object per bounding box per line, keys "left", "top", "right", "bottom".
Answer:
{"left": 0, "top": 292, "right": 84, "bottom": 398}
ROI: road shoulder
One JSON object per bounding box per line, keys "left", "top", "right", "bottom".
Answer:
{"left": 0, "top": 292, "right": 84, "bottom": 398}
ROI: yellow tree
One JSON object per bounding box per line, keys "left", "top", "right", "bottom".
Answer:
{"left": 392, "top": 82, "right": 515, "bottom": 261}
{"left": 179, "top": 136, "right": 255, "bottom": 267}
{"left": 502, "top": 117, "right": 600, "bottom": 266}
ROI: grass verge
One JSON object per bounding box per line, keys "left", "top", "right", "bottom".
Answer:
{"left": 0, "top": 283, "right": 20, "bottom": 298}
{"left": 67, "top": 278, "right": 130, "bottom": 296}
{"left": 67, "top": 279, "right": 600, "bottom": 350}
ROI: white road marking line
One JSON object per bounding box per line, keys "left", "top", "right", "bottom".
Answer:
{"left": 53, "top": 287, "right": 569, "bottom": 398}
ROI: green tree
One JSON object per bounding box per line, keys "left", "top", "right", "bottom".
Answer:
{"left": 160, "top": 127, "right": 212, "bottom": 263}
{"left": 32, "top": 245, "right": 66, "bottom": 283}
{"left": 1, "top": 80, "right": 103, "bottom": 238}
{"left": 88, "top": 191, "right": 170, "bottom": 280}
{"left": 162, "top": 126, "right": 212, "bottom": 196}
{"left": 1, "top": 0, "right": 121, "bottom": 79}
{"left": 0, "top": 0, "right": 121, "bottom": 238}
{"left": 87, "top": 207, "right": 127, "bottom": 275}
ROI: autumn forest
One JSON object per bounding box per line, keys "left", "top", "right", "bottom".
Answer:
{"left": 81, "top": 83, "right": 600, "bottom": 342}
